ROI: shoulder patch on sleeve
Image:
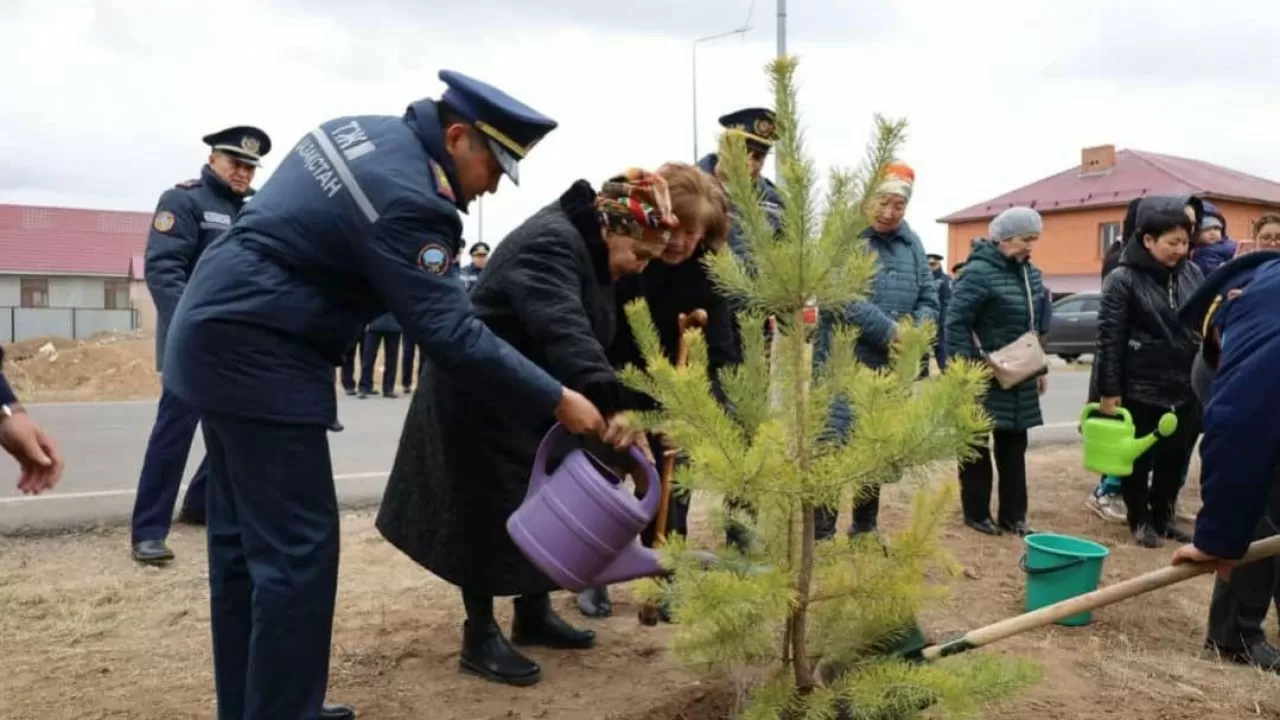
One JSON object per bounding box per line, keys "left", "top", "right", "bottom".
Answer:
{"left": 175, "top": 179, "right": 201, "bottom": 189}
{"left": 427, "top": 159, "right": 456, "bottom": 203}
{"left": 153, "top": 211, "right": 176, "bottom": 233}
{"left": 417, "top": 242, "right": 453, "bottom": 275}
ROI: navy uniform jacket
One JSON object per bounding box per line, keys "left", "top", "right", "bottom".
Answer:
{"left": 1192, "top": 256, "right": 1280, "bottom": 559}
{"left": 163, "top": 100, "right": 563, "bottom": 427}
{"left": 696, "top": 153, "right": 784, "bottom": 265}
{"left": 459, "top": 264, "right": 482, "bottom": 293}
{"left": 145, "top": 165, "right": 248, "bottom": 370}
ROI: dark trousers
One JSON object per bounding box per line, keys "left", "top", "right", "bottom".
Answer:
{"left": 131, "top": 387, "right": 208, "bottom": 543}
{"left": 359, "top": 330, "right": 401, "bottom": 395}
{"left": 203, "top": 411, "right": 339, "bottom": 720}
{"left": 1207, "top": 477, "right": 1280, "bottom": 652}
{"left": 401, "top": 342, "right": 419, "bottom": 391}
{"left": 1121, "top": 400, "right": 1200, "bottom": 532}
{"left": 339, "top": 334, "right": 362, "bottom": 391}
{"left": 934, "top": 326, "right": 948, "bottom": 370}
{"left": 959, "top": 429, "right": 1029, "bottom": 527}
{"left": 815, "top": 490, "right": 881, "bottom": 540}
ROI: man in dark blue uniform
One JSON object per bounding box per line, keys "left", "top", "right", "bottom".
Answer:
{"left": 459, "top": 240, "right": 489, "bottom": 293}
{"left": 1173, "top": 251, "right": 1280, "bottom": 672}
{"left": 696, "top": 107, "right": 784, "bottom": 265}
{"left": 131, "top": 126, "right": 270, "bottom": 566}
{"left": 163, "top": 70, "right": 606, "bottom": 720}
{"left": 926, "top": 253, "right": 952, "bottom": 370}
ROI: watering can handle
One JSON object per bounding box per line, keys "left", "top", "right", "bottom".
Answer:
{"left": 1079, "top": 402, "right": 1132, "bottom": 428}
{"left": 530, "top": 422, "right": 661, "bottom": 507}
{"left": 530, "top": 422, "right": 570, "bottom": 497}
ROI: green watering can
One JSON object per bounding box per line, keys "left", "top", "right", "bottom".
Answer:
{"left": 1080, "top": 403, "right": 1178, "bottom": 476}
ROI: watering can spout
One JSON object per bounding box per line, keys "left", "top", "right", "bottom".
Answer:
{"left": 593, "top": 544, "right": 665, "bottom": 586}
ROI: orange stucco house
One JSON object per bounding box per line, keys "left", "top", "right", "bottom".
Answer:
{"left": 937, "top": 145, "right": 1280, "bottom": 294}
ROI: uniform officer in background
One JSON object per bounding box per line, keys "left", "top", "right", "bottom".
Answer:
{"left": 696, "top": 107, "right": 784, "bottom": 265}
{"left": 130, "top": 126, "right": 270, "bottom": 566}
{"left": 459, "top": 240, "right": 489, "bottom": 292}
{"left": 163, "top": 70, "right": 606, "bottom": 720}
{"left": 927, "top": 252, "right": 952, "bottom": 370}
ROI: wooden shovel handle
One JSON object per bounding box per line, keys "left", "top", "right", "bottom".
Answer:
{"left": 652, "top": 309, "right": 709, "bottom": 548}
{"left": 923, "top": 534, "right": 1280, "bottom": 661}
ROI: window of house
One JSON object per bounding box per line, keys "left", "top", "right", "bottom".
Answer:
{"left": 1099, "top": 222, "right": 1122, "bottom": 257}
{"left": 104, "top": 279, "right": 131, "bottom": 310}
{"left": 19, "top": 278, "right": 49, "bottom": 308}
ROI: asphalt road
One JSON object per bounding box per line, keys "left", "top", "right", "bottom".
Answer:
{"left": 0, "top": 370, "right": 1089, "bottom": 533}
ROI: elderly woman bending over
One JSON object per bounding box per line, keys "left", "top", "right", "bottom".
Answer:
{"left": 376, "top": 169, "right": 717, "bottom": 688}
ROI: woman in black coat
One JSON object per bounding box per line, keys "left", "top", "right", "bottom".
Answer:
{"left": 575, "top": 162, "right": 737, "bottom": 619}
{"left": 1095, "top": 197, "right": 1204, "bottom": 548}
{"left": 376, "top": 169, "right": 696, "bottom": 688}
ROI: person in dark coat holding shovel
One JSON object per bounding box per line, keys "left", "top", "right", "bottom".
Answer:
{"left": 1173, "top": 250, "right": 1280, "bottom": 671}
{"left": 378, "top": 169, "right": 711, "bottom": 688}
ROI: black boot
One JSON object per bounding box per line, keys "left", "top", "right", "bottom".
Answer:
{"left": 964, "top": 518, "right": 1002, "bottom": 536}
{"left": 459, "top": 619, "right": 541, "bottom": 687}
{"left": 318, "top": 702, "right": 356, "bottom": 720}
{"left": 512, "top": 593, "right": 596, "bottom": 649}
{"left": 576, "top": 586, "right": 613, "bottom": 618}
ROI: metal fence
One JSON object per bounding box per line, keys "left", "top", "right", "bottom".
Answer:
{"left": 0, "top": 307, "right": 140, "bottom": 343}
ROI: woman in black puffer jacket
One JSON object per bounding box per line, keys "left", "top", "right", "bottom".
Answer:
{"left": 1096, "top": 198, "right": 1204, "bottom": 547}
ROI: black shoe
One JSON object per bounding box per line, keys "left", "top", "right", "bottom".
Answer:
{"left": 329, "top": 420, "right": 345, "bottom": 433}
{"left": 1133, "top": 525, "right": 1164, "bottom": 548}
{"left": 1206, "top": 640, "right": 1280, "bottom": 672}
{"left": 998, "top": 520, "right": 1037, "bottom": 537}
{"left": 576, "top": 587, "right": 613, "bottom": 618}
{"left": 511, "top": 594, "right": 596, "bottom": 649}
{"left": 319, "top": 702, "right": 356, "bottom": 720}
{"left": 357, "top": 391, "right": 370, "bottom": 399}
{"left": 1162, "top": 525, "right": 1193, "bottom": 543}
{"left": 343, "top": 388, "right": 357, "bottom": 396}
{"left": 460, "top": 620, "right": 541, "bottom": 687}
{"left": 175, "top": 508, "right": 205, "bottom": 526}
{"left": 850, "top": 522, "right": 878, "bottom": 536}
{"left": 964, "top": 518, "right": 1002, "bottom": 536}
{"left": 402, "top": 386, "right": 412, "bottom": 396}
{"left": 132, "top": 540, "right": 174, "bottom": 565}
{"left": 382, "top": 391, "right": 398, "bottom": 399}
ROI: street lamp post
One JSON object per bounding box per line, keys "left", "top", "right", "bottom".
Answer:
{"left": 692, "top": 26, "right": 752, "bottom": 161}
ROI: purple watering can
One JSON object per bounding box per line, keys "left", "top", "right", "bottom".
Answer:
{"left": 507, "top": 423, "right": 683, "bottom": 592}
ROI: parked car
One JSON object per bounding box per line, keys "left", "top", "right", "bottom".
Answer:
{"left": 1044, "top": 291, "right": 1100, "bottom": 362}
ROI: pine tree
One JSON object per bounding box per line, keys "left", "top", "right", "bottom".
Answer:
{"left": 619, "top": 57, "right": 1039, "bottom": 719}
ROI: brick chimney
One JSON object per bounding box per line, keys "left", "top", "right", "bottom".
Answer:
{"left": 1081, "top": 144, "right": 1116, "bottom": 175}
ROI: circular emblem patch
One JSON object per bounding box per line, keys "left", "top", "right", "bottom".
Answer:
{"left": 417, "top": 243, "right": 451, "bottom": 275}
{"left": 153, "top": 211, "right": 175, "bottom": 233}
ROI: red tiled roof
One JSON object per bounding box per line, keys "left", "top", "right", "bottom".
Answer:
{"left": 939, "top": 149, "right": 1280, "bottom": 224}
{"left": 0, "top": 204, "right": 152, "bottom": 277}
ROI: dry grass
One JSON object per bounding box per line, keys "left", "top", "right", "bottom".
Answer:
{"left": 2, "top": 448, "right": 1279, "bottom": 719}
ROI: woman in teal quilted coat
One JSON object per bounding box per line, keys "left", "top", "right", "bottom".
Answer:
{"left": 945, "top": 207, "right": 1047, "bottom": 537}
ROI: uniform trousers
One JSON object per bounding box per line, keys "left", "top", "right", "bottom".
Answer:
{"left": 359, "top": 330, "right": 401, "bottom": 395}
{"left": 1207, "top": 476, "right": 1280, "bottom": 652}
{"left": 203, "top": 410, "right": 339, "bottom": 720}
{"left": 131, "top": 387, "right": 208, "bottom": 543}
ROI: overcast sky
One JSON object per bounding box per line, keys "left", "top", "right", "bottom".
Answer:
{"left": 3, "top": 0, "right": 1278, "bottom": 257}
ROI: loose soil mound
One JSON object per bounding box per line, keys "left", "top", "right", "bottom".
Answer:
{"left": 5, "top": 332, "right": 160, "bottom": 402}
{"left": 1, "top": 448, "right": 1277, "bottom": 719}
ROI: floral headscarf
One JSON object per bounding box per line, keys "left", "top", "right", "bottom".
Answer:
{"left": 596, "top": 168, "right": 679, "bottom": 242}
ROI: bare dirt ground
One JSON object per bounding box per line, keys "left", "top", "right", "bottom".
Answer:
{"left": 3, "top": 448, "right": 1278, "bottom": 719}
{"left": 4, "top": 331, "right": 402, "bottom": 403}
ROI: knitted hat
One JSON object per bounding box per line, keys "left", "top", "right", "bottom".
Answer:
{"left": 989, "top": 207, "right": 1043, "bottom": 243}
{"left": 876, "top": 162, "right": 915, "bottom": 201}
{"left": 1200, "top": 215, "right": 1224, "bottom": 231}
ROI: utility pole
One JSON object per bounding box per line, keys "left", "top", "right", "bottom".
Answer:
{"left": 777, "top": 0, "right": 786, "bottom": 57}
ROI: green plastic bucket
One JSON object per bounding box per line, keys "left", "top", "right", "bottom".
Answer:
{"left": 1020, "top": 533, "right": 1110, "bottom": 626}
